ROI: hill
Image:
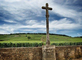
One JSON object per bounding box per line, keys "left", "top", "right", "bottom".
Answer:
{"left": 0, "top": 33, "right": 82, "bottom": 43}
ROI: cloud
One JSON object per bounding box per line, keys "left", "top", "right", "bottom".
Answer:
{"left": 77, "top": 33, "right": 82, "bottom": 36}
{"left": 50, "top": 18, "right": 82, "bottom": 30}
{"left": 0, "top": 30, "right": 10, "bottom": 34}
{"left": 0, "top": 18, "right": 82, "bottom": 34}
{"left": 51, "top": 3, "right": 82, "bottom": 21}
{"left": 4, "top": 20, "right": 17, "bottom": 23}
{"left": 0, "top": 19, "right": 46, "bottom": 34}
{"left": 26, "top": 20, "right": 46, "bottom": 25}
{"left": 0, "top": 0, "right": 82, "bottom": 37}
{"left": 0, "top": 0, "right": 82, "bottom": 22}
{"left": 0, "top": 0, "right": 50, "bottom": 21}
{"left": 26, "top": 20, "right": 39, "bottom": 25}
{"left": 5, "top": 0, "right": 22, "bottom": 2}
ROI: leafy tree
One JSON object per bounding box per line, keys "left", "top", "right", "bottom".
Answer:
{"left": 28, "top": 36, "right": 31, "bottom": 40}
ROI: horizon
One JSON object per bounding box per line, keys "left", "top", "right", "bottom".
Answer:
{"left": 0, "top": 0, "right": 82, "bottom": 37}
{"left": 0, "top": 32, "right": 82, "bottom": 37}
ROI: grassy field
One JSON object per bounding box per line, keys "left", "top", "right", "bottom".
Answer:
{"left": 0, "top": 34, "right": 82, "bottom": 44}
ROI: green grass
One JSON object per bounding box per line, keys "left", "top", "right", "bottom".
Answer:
{"left": 0, "top": 34, "right": 82, "bottom": 44}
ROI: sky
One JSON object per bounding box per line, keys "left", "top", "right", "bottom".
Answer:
{"left": 0, "top": 0, "right": 82, "bottom": 37}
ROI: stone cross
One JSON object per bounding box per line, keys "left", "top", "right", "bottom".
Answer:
{"left": 42, "top": 3, "right": 52, "bottom": 45}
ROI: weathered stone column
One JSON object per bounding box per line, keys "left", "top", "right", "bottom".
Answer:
{"left": 42, "top": 45, "right": 56, "bottom": 60}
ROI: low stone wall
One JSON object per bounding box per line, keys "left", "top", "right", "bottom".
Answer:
{"left": 0, "top": 46, "right": 82, "bottom": 60}
{"left": 0, "top": 47, "right": 42, "bottom": 60}
{"left": 56, "top": 46, "right": 82, "bottom": 60}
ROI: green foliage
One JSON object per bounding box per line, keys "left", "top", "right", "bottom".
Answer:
{"left": 28, "top": 36, "right": 31, "bottom": 40}
{"left": 0, "top": 42, "right": 43, "bottom": 48}
{"left": 0, "top": 33, "right": 82, "bottom": 45}
{"left": 0, "top": 42, "right": 82, "bottom": 48}
{"left": 51, "top": 42, "right": 82, "bottom": 46}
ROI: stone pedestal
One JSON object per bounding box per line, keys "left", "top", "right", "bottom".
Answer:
{"left": 42, "top": 45, "right": 56, "bottom": 60}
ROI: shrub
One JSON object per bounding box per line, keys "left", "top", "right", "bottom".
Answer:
{"left": 28, "top": 36, "right": 31, "bottom": 40}
{"left": 0, "top": 42, "right": 82, "bottom": 48}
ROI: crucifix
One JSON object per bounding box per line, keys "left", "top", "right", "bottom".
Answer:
{"left": 42, "top": 3, "right": 52, "bottom": 45}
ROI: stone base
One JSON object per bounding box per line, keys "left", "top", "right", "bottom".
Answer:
{"left": 42, "top": 45, "right": 56, "bottom": 60}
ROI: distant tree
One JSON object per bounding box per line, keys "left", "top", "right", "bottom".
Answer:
{"left": 80, "top": 36, "right": 82, "bottom": 38}
{"left": 10, "top": 33, "right": 13, "bottom": 35}
{"left": 28, "top": 36, "right": 31, "bottom": 40}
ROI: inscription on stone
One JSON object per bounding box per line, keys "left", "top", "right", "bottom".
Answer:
{"left": 42, "top": 45, "right": 56, "bottom": 60}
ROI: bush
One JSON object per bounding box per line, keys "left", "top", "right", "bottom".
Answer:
{"left": 0, "top": 42, "right": 82, "bottom": 48}
{"left": 51, "top": 42, "right": 82, "bottom": 46}
{"left": 28, "top": 36, "right": 31, "bottom": 40}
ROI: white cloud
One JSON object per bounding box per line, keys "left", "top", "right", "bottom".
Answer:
{"left": 0, "top": 18, "right": 82, "bottom": 34}
{"left": 0, "top": 0, "right": 51, "bottom": 21}
{"left": 51, "top": 3, "right": 82, "bottom": 21}
{"left": 77, "top": 33, "right": 82, "bottom": 36}
{"left": 21, "top": 29, "right": 33, "bottom": 32}
{"left": 0, "top": 0, "right": 82, "bottom": 37}
{"left": 0, "top": 30, "right": 10, "bottom": 34}
{"left": 26, "top": 20, "right": 46, "bottom": 25}
{"left": 50, "top": 18, "right": 82, "bottom": 30}
{"left": 4, "top": 20, "right": 17, "bottom": 23}
{"left": 26, "top": 20, "right": 38, "bottom": 25}
{"left": 5, "top": 0, "right": 22, "bottom": 2}
{"left": 0, "top": 0, "right": 82, "bottom": 22}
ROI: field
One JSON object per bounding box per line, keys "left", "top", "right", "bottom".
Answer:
{"left": 0, "top": 33, "right": 82, "bottom": 44}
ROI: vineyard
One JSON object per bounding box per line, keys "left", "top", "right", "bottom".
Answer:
{"left": 0, "top": 42, "right": 82, "bottom": 48}
{"left": 0, "top": 33, "right": 82, "bottom": 48}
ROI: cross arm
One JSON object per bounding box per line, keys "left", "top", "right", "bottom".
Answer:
{"left": 42, "top": 6, "right": 46, "bottom": 9}
{"left": 48, "top": 7, "right": 52, "bottom": 10}
{"left": 42, "top": 6, "right": 52, "bottom": 10}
